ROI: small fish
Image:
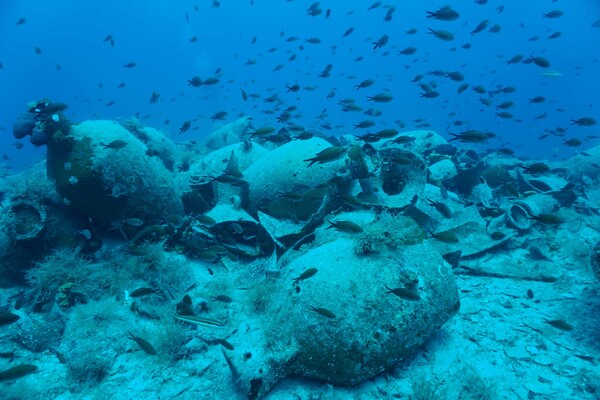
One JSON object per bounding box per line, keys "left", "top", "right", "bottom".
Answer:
{"left": 101, "top": 140, "right": 128, "bottom": 150}
{"left": 528, "top": 213, "right": 563, "bottom": 225}
{"left": 367, "top": 93, "right": 393, "bottom": 102}
{"left": 384, "top": 285, "right": 421, "bottom": 301}
{"left": 327, "top": 220, "right": 363, "bottom": 233}
{"left": 197, "top": 251, "right": 219, "bottom": 262}
{"left": 428, "top": 28, "right": 454, "bottom": 41}
{"left": 129, "top": 287, "right": 160, "bottom": 298}
{"left": 428, "top": 230, "right": 459, "bottom": 243}
{"left": 490, "top": 231, "right": 507, "bottom": 241}
{"left": 179, "top": 120, "right": 192, "bottom": 134}
{"left": 528, "top": 56, "right": 551, "bottom": 68}
{"left": 0, "top": 311, "right": 20, "bottom": 326}
{"left": 292, "top": 268, "right": 318, "bottom": 283}
{"left": 471, "top": 19, "right": 490, "bottom": 36}
{"left": 304, "top": 146, "right": 346, "bottom": 167}
{"left": 128, "top": 332, "right": 157, "bottom": 355}
{"left": 217, "top": 339, "right": 234, "bottom": 350}
{"left": 372, "top": 34, "right": 389, "bottom": 50}
{"left": 211, "top": 295, "right": 233, "bottom": 303}
{"left": 427, "top": 199, "right": 452, "bottom": 218}
{"left": 426, "top": 6, "right": 459, "bottom": 21}
{"left": 0, "top": 364, "right": 38, "bottom": 381}
{"left": 309, "top": 306, "right": 336, "bottom": 319}
{"left": 543, "top": 319, "right": 572, "bottom": 331}
{"left": 563, "top": 138, "right": 582, "bottom": 147}
{"left": 123, "top": 217, "right": 144, "bottom": 227}
{"left": 571, "top": 117, "right": 596, "bottom": 127}
{"left": 123, "top": 62, "right": 137, "bottom": 68}
{"left": 211, "top": 111, "right": 228, "bottom": 121}
{"left": 149, "top": 91, "right": 161, "bottom": 104}
{"left": 355, "top": 79, "right": 374, "bottom": 90}
{"left": 542, "top": 10, "right": 563, "bottom": 19}
{"left": 16, "top": 17, "right": 27, "bottom": 26}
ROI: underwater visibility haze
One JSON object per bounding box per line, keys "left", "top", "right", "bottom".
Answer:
{"left": 0, "top": 1, "right": 600, "bottom": 399}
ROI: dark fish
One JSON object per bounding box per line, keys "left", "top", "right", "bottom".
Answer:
{"left": 528, "top": 213, "right": 563, "bottom": 225}
{"left": 488, "top": 24, "right": 501, "bottom": 33}
{"left": 0, "top": 364, "right": 38, "bottom": 381}
{"left": 543, "top": 319, "right": 572, "bottom": 331}
{"left": 426, "top": 6, "right": 459, "bottom": 21}
{"left": 123, "top": 62, "right": 137, "bottom": 68}
{"left": 355, "top": 79, "right": 375, "bottom": 90}
{"left": 211, "top": 111, "right": 228, "bottom": 121}
{"left": 354, "top": 120, "right": 375, "bottom": 129}
{"left": 446, "top": 71, "right": 464, "bottom": 81}
{"left": 398, "top": 46, "right": 417, "bottom": 55}
{"left": 304, "top": 146, "right": 346, "bottom": 166}
{"left": 240, "top": 89, "right": 248, "bottom": 101}
{"left": 149, "top": 91, "right": 160, "bottom": 104}
{"left": 286, "top": 83, "right": 300, "bottom": 92}
{"left": 428, "top": 199, "right": 453, "bottom": 218}
{"left": 130, "top": 287, "right": 160, "bottom": 298}
{"left": 571, "top": 117, "right": 596, "bottom": 127}
{"left": 428, "top": 28, "right": 454, "bottom": 41}
{"left": 188, "top": 76, "right": 203, "bottom": 87}
{"left": 528, "top": 56, "right": 550, "bottom": 68}
{"left": 506, "top": 54, "right": 524, "bottom": 64}
{"left": 471, "top": 19, "right": 490, "bottom": 35}
{"left": 309, "top": 306, "right": 336, "bottom": 319}
{"left": 212, "top": 295, "right": 233, "bottom": 303}
{"left": 203, "top": 77, "right": 219, "bottom": 85}
{"left": 327, "top": 220, "right": 363, "bottom": 233}
{"left": 367, "top": 2, "right": 382, "bottom": 11}
{"left": 101, "top": 140, "right": 128, "bottom": 150}
{"left": 128, "top": 332, "right": 157, "bottom": 355}
{"left": 529, "top": 96, "right": 545, "bottom": 103}
{"left": 342, "top": 27, "right": 355, "bottom": 38}
{"left": 0, "top": 311, "right": 20, "bottom": 326}
{"left": 385, "top": 285, "right": 421, "bottom": 301}
{"left": 372, "top": 34, "right": 389, "bottom": 50}
{"left": 16, "top": 17, "right": 26, "bottom": 26}
{"left": 542, "top": 10, "right": 563, "bottom": 19}
{"left": 563, "top": 138, "right": 581, "bottom": 147}
{"left": 293, "top": 268, "right": 318, "bottom": 283}
{"left": 428, "top": 230, "right": 459, "bottom": 243}
{"left": 217, "top": 339, "right": 234, "bottom": 350}
{"left": 34, "top": 46, "right": 42, "bottom": 55}
{"left": 367, "top": 93, "right": 393, "bottom": 102}
{"left": 306, "top": 2, "right": 322, "bottom": 17}
{"left": 448, "top": 130, "right": 492, "bottom": 143}
{"left": 179, "top": 120, "right": 192, "bottom": 134}
{"left": 521, "top": 162, "right": 549, "bottom": 175}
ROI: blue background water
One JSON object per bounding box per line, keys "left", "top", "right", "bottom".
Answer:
{"left": 0, "top": 0, "right": 598, "bottom": 170}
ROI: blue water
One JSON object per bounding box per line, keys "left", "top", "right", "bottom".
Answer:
{"left": 1, "top": 0, "right": 599, "bottom": 169}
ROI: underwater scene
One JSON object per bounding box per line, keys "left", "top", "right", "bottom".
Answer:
{"left": 1, "top": 0, "right": 600, "bottom": 399}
